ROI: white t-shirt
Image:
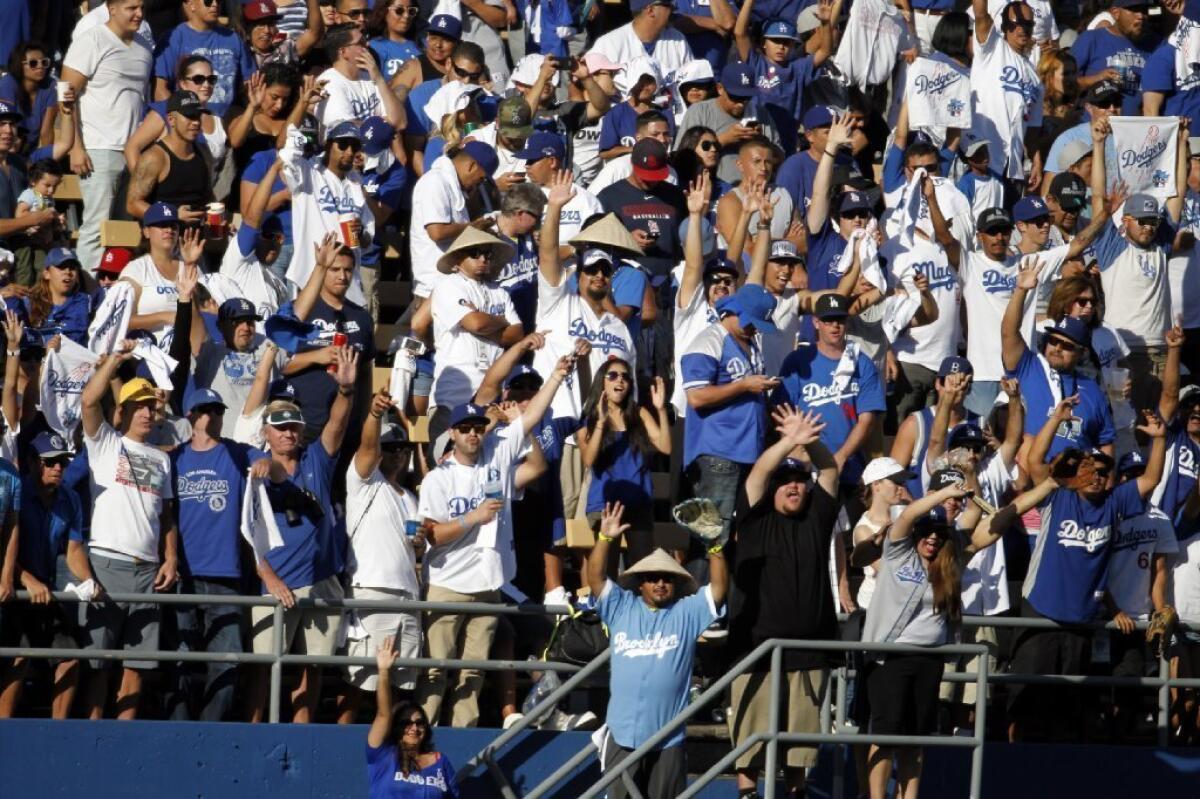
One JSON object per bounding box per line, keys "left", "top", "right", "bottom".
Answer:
{"left": 63, "top": 24, "right": 154, "bottom": 152}
{"left": 1172, "top": 528, "right": 1200, "bottom": 624}
{"left": 969, "top": 26, "right": 1044, "bottom": 180}
{"left": 883, "top": 176, "right": 975, "bottom": 249}
{"left": 316, "top": 67, "right": 385, "bottom": 142}
{"left": 430, "top": 273, "right": 520, "bottom": 408}
{"left": 959, "top": 245, "right": 1068, "bottom": 381}
{"left": 417, "top": 422, "right": 526, "bottom": 593}
{"left": 1097, "top": 227, "right": 1171, "bottom": 350}
{"left": 219, "top": 237, "right": 292, "bottom": 328}
{"left": 885, "top": 236, "right": 962, "bottom": 372}
{"left": 85, "top": 422, "right": 174, "bottom": 561}
{"left": 670, "top": 277, "right": 720, "bottom": 415}
{"left": 73, "top": 4, "right": 154, "bottom": 45}
{"left": 588, "top": 153, "right": 679, "bottom": 194}
{"left": 762, "top": 288, "right": 800, "bottom": 378}
{"left": 961, "top": 452, "right": 1015, "bottom": 615}
{"left": 541, "top": 183, "right": 604, "bottom": 245}
{"left": 533, "top": 267, "right": 637, "bottom": 422}
{"left": 346, "top": 464, "right": 421, "bottom": 596}
{"left": 1108, "top": 505, "right": 1178, "bottom": 620}
{"left": 464, "top": 122, "right": 523, "bottom": 177}
{"left": 590, "top": 23, "right": 694, "bottom": 89}
{"left": 121, "top": 256, "right": 179, "bottom": 348}
{"left": 572, "top": 118, "right": 604, "bottom": 186}
{"left": 409, "top": 156, "right": 469, "bottom": 298}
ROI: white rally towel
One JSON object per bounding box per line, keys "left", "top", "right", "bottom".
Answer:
{"left": 833, "top": 0, "right": 907, "bottom": 90}
{"left": 833, "top": 339, "right": 860, "bottom": 394}
{"left": 1110, "top": 116, "right": 1180, "bottom": 202}
{"left": 240, "top": 475, "right": 285, "bottom": 564}
{"left": 1172, "top": 16, "right": 1200, "bottom": 83}
{"left": 132, "top": 339, "right": 179, "bottom": 389}
{"left": 832, "top": 223, "right": 886, "bottom": 292}
{"left": 40, "top": 337, "right": 101, "bottom": 443}
{"left": 906, "top": 54, "right": 972, "bottom": 131}
{"left": 87, "top": 281, "right": 134, "bottom": 355}
{"left": 895, "top": 167, "right": 927, "bottom": 248}
{"left": 880, "top": 283, "right": 924, "bottom": 344}
{"left": 389, "top": 350, "right": 417, "bottom": 410}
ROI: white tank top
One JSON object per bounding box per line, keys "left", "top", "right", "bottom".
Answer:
{"left": 853, "top": 513, "right": 887, "bottom": 610}
{"left": 122, "top": 255, "right": 179, "bottom": 348}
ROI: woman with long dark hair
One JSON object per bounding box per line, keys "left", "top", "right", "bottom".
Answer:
{"left": 368, "top": 637, "right": 458, "bottom": 797}
{"left": 368, "top": 0, "right": 421, "bottom": 82}
{"left": 0, "top": 42, "right": 57, "bottom": 155}
{"left": 861, "top": 476, "right": 1003, "bottom": 799}
{"left": 671, "top": 126, "right": 729, "bottom": 211}
{"left": 23, "top": 248, "right": 96, "bottom": 347}
{"left": 576, "top": 360, "right": 670, "bottom": 565}
{"left": 124, "top": 55, "right": 228, "bottom": 173}
{"left": 1045, "top": 274, "right": 1125, "bottom": 378}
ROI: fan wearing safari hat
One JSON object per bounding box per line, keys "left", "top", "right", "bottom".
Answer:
{"left": 420, "top": 226, "right": 522, "bottom": 442}
{"left": 585, "top": 500, "right": 728, "bottom": 799}
{"left": 535, "top": 175, "right": 640, "bottom": 427}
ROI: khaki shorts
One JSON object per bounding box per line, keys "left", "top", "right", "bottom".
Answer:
{"left": 940, "top": 625, "right": 998, "bottom": 705}
{"left": 249, "top": 575, "right": 344, "bottom": 657}
{"left": 729, "top": 668, "right": 827, "bottom": 769}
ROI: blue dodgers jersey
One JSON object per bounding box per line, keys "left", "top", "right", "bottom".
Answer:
{"left": 17, "top": 476, "right": 83, "bottom": 585}
{"left": 774, "top": 345, "right": 885, "bottom": 483}
{"left": 1023, "top": 482, "right": 1146, "bottom": 623}
{"left": 365, "top": 745, "right": 458, "bottom": 799}
{"left": 680, "top": 325, "right": 769, "bottom": 467}
{"left": 1142, "top": 36, "right": 1200, "bottom": 129}
{"left": 0, "top": 457, "right": 21, "bottom": 519}
{"left": 1009, "top": 348, "right": 1114, "bottom": 458}
{"left": 262, "top": 444, "right": 337, "bottom": 590}
{"left": 153, "top": 25, "right": 255, "bottom": 116}
{"left": 172, "top": 441, "right": 264, "bottom": 579}
{"left": 1158, "top": 423, "right": 1200, "bottom": 520}
{"left": 597, "top": 580, "right": 720, "bottom": 749}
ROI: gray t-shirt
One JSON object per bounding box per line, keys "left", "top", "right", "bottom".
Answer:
{"left": 894, "top": 579, "right": 949, "bottom": 646}
{"left": 193, "top": 339, "right": 282, "bottom": 437}
{"left": 676, "top": 99, "right": 782, "bottom": 185}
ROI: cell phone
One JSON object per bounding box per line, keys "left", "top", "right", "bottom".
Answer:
{"left": 395, "top": 335, "right": 427, "bottom": 356}
{"left": 741, "top": 116, "right": 759, "bottom": 128}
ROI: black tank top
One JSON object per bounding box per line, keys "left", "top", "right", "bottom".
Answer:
{"left": 419, "top": 53, "right": 444, "bottom": 83}
{"left": 151, "top": 140, "right": 209, "bottom": 212}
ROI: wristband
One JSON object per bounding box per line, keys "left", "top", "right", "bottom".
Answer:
{"left": 757, "top": 221, "right": 772, "bottom": 230}
{"left": 824, "top": 148, "right": 837, "bottom": 157}
{"left": 707, "top": 543, "right": 725, "bottom": 555}
{"left": 597, "top": 533, "right": 615, "bottom": 543}
{"left": 338, "top": 385, "right": 354, "bottom": 397}
{"left": 5, "top": 350, "right": 17, "bottom": 358}
{"left": 991, "top": 502, "right": 1020, "bottom": 531}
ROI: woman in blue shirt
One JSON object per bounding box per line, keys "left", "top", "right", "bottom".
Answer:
{"left": 22, "top": 247, "right": 97, "bottom": 346}
{"left": 577, "top": 360, "right": 670, "bottom": 567}
{"left": 0, "top": 42, "right": 57, "bottom": 157}
{"left": 368, "top": 637, "right": 458, "bottom": 798}
{"left": 368, "top": 0, "right": 422, "bottom": 82}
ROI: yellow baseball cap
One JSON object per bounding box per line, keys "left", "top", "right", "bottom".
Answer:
{"left": 118, "top": 377, "right": 158, "bottom": 405}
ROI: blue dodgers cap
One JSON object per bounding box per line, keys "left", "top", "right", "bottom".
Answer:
{"left": 1125, "top": 193, "right": 1161, "bottom": 219}
{"left": 763, "top": 20, "right": 801, "bottom": 41}
{"left": 143, "top": 202, "right": 180, "bottom": 226}
{"left": 715, "top": 283, "right": 779, "bottom": 333}
{"left": 937, "top": 355, "right": 973, "bottom": 378}
{"left": 772, "top": 457, "right": 812, "bottom": 481}
{"left": 45, "top": 247, "right": 81, "bottom": 269}
{"left": 802, "top": 105, "right": 835, "bottom": 130}
{"left": 630, "top": 0, "right": 672, "bottom": 11}
{"left": 1014, "top": 195, "right": 1051, "bottom": 222}
{"left": 948, "top": 422, "right": 986, "bottom": 448}
{"left": 703, "top": 257, "right": 740, "bottom": 278}
{"left": 427, "top": 14, "right": 462, "bottom": 39}
{"left": 1042, "top": 316, "right": 1090, "bottom": 348}
{"left": 769, "top": 239, "right": 803, "bottom": 262}
{"left": 503, "top": 364, "right": 543, "bottom": 390}
{"left": 359, "top": 116, "right": 395, "bottom": 157}
{"left": 718, "top": 61, "right": 757, "bottom": 99}
{"left": 31, "top": 431, "right": 71, "bottom": 458}
{"left": 218, "top": 297, "right": 262, "bottom": 322}
{"left": 185, "top": 388, "right": 227, "bottom": 413}
{"left": 326, "top": 120, "right": 362, "bottom": 143}
{"left": 1117, "top": 449, "right": 1146, "bottom": 475}
{"left": 460, "top": 140, "right": 499, "bottom": 176}
{"left": 264, "top": 309, "right": 319, "bottom": 354}
{"left": 0, "top": 99, "right": 23, "bottom": 122}
{"left": 449, "top": 402, "right": 490, "bottom": 427}
{"left": 835, "top": 190, "right": 873, "bottom": 215}
{"left": 514, "top": 131, "right": 566, "bottom": 163}
{"left": 267, "top": 377, "right": 296, "bottom": 400}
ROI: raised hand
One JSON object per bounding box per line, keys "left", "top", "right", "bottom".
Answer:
{"left": 547, "top": 169, "right": 576, "bottom": 206}
{"left": 599, "top": 501, "right": 631, "bottom": 541}
{"left": 828, "top": 112, "right": 854, "bottom": 151}
{"left": 376, "top": 635, "right": 398, "bottom": 672}
{"left": 1137, "top": 409, "right": 1166, "bottom": 438}
{"left": 686, "top": 171, "right": 712, "bottom": 215}
{"left": 1052, "top": 394, "right": 1080, "bottom": 423}
{"left": 175, "top": 260, "right": 199, "bottom": 301}
{"left": 1015, "top": 256, "right": 1043, "bottom": 291}
{"left": 650, "top": 376, "right": 666, "bottom": 409}
{"left": 333, "top": 346, "right": 359, "bottom": 388}
{"left": 942, "top": 371, "right": 969, "bottom": 403}
{"left": 314, "top": 231, "right": 341, "bottom": 270}
{"left": 779, "top": 406, "right": 827, "bottom": 446}
{"left": 179, "top": 226, "right": 205, "bottom": 264}
{"left": 247, "top": 71, "right": 266, "bottom": 109}
{"left": 2, "top": 309, "right": 22, "bottom": 350}
{"left": 496, "top": 400, "right": 521, "bottom": 422}
{"left": 1000, "top": 376, "right": 1020, "bottom": 398}
{"left": 370, "top": 390, "right": 394, "bottom": 418}
{"left": 1166, "top": 323, "right": 1185, "bottom": 349}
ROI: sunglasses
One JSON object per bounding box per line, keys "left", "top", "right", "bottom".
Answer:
{"left": 1006, "top": 17, "right": 1034, "bottom": 31}
{"left": 1026, "top": 217, "right": 1051, "bottom": 228}
{"left": 200, "top": 0, "right": 218, "bottom": 7}
{"left": 1093, "top": 101, "right": 1122, "bottom": 111}
{"left": 1131, "top": 217, "right": 1160, "bottom": 228}
{"left": 391, "top": 4, "right": 419, "bottom": 13}
{"left": 984, "top": 226, "right": 1014, "bottom": 237}
{"left": 707, "top": 275, "right": 735, "bottom": 287}
{"left": 403, "top": 718, "right": 428, "bottom": 728}
{"left": 698, "top": 140, "right": 718, "bottom": 152}
{"left": 605, "top": 371, "right": 630, "bottom": 383}
{"left": 195, "top": 404, "right": 226, "bottom": 416}
{"left": 332, "top": 137, "right": 362, "bottom": 151}
{"left": 580, "top": 262, "right": 614, "bottom": 277}
{"left": 841, "top": 209, "right": 871, "bottom": 220}
{"left": 1092, "top": 465, "right": 1112, "bottom": 478}
{"left": 1046, "top": 335, "right": 1079, "bottom": 353}
{"left": 455, "top": 423, "right": 488, "bottom": 435}
{"left": 343, "top": 8, "right": 368, "bottom": 17}
{"left": 454, "top": 63, "right": 485, "bottom": 81}
{"left": 24, "top": 58, "right": 50, "bottom": 68}
{"left": 186, "top": 74, "right": 219, "bottom": 86}
{"left": 1074, "top": 296, "right": 1096, "bottom": 307}
{"left": 461, "top": 247, "right": 493, "bottom": 261}
{"left": 41, "top": 456, "right": 70, "bottom": 468}
{"left": 641, "top": 573, "right": 674, "bottom": 585}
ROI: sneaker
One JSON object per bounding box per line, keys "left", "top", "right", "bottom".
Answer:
{"left": 542, "top": 708, "right": 600, "bottom": 731}
{"left": 502, "top": 712, "right": 525, "bottom": 730}
{"left": 699, "top": 618, "right": 728, "bottom": 642}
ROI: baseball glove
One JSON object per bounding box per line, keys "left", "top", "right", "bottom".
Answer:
{"left": 1146, "top": 605, "right": 1179, "bottom": 658}
{"left": 672, "top": 498, "right": 725, "bottom": 543}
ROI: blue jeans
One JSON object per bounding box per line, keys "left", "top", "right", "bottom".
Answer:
{"left": 165, "top": 576, "right": 244, "bottom": 721}
{"left": 690, "top": 455, "right": 749, "bottom": 541}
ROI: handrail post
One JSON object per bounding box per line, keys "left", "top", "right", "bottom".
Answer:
{"left": 833, "top": 666, "right": 847, "bottom": 799}
{"left": 765, "top": 645, "right": 782, "bottom": 799}
{"left": 969, "top": 647, "right": 988, "bottom": 799}
{"left": 268, "top": 602, "right": 283, "bottom": 724}
{"left": 1158, "top": 648, "right": 1170, "bottom": 748}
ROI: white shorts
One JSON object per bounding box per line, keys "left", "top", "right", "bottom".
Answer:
{"left": 344, "top": 586, "right": 423, "bottom": 691}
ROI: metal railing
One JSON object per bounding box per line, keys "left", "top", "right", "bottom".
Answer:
{"left": 3, "top": 592, "right": 1200, "bottom": 798}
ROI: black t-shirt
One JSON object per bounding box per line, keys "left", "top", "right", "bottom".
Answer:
{"left": 728, "top": 481, "right": 839, "bottom": 671}
{"left": 596, "top": 178, "right": 687, "bottom": 280}
{"left": 289, "top": 296, "right": 375, "bottom": 444}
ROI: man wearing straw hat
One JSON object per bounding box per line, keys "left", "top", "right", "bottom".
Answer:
{"left": 425, "top": 226, "right": 524, "bottom": 444}
{"left": 585, "top": 501, "right": 728, "bottom": 799}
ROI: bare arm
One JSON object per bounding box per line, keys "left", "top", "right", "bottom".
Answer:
{"left": 295, "top": 0, "right": 325, "bottom": 56}
{"left": 1001, "top": 258, "right": 1039, "bottom": 373}
{"left": 473, "top": 333, "right": 545, "bottom": 405}
{"left": 81, "top": 345, "right": 132, "bottom": 438}
{"left": 539, "top": 170, "right": 575, "bottom": 287}
{"left": 320, "top": 348, "right": 359, "bottom": 457}
{"left": 733, "top": 0, "right": 755, "bottom": 61}
{"left": 241, "top": 343, "right": 279, "bottom": 416}
{"left": 586, "top": 503, "right": 627, "bottom": 596}
{"left": 125, "top": 146, "right": 165, "bottom": 220}
{"left": 926, "top": 372, "right": 968, "bottom": 467}
{"left": 1159, "top": 326, "right": 1185, "bottom": 421}
{"left": 293, "top": 233, "right": 340, "bottom": 321}
{"left": 969, "top": 477, "right": 1056, "bottom": 552}
{"left": 1027, "top": 396, "right": 1076, "bottom": 483}
{"left": 890, "top": 483, "right": 971, "bottom": 541}
{"left": 367, "top": 637, "right": 398, "bottom": 747}
{"left": 973, "top": 0, "right": 993, "bottom": 43}
{"left": 997, "top": 377, "right": 1025, "bottom": 469}
{"left": 1168, "top": 121, "right": 1190, "bottom": 224}
{"left": 123, "top": 112, "right": 165, "bottom": 171}
{"left": 678, "top": 173, "right": 712, "bottom": 305}
{"left": 354, "top": 391, "right": 393, "bottom": 479}
{"left": 1136, "top": 413, "right": 1169, "bottom": 497}
{"left": 807, "top": 113, "right": 854, "bottom": 234}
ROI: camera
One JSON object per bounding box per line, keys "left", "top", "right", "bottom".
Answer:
{"left": 270, "top": 485, "right": 326, "bottom": 526}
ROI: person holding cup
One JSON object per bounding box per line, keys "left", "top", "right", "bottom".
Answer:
{"left": 0, "top": 42, "right": 58, "bottom": 158}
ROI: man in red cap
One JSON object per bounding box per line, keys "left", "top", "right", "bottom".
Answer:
{"left": 95, "top": 246, "right": 134, "bottom": 291}
{"left": 596, "top": 138, "right": 687, "bottom": 282}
